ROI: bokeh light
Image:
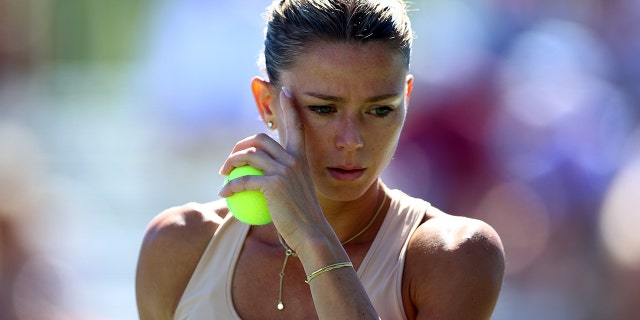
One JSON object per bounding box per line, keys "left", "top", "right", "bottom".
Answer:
{"left": 600, "top": 152, "right": 640, "bottom": 269}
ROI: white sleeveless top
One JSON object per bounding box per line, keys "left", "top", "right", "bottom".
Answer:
{"left": 175, "top": 188, "right": 430, "bottom": 319}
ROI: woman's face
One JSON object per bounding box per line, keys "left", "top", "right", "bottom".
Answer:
{"left": 276, "top": 41, "right": 413, "bottom": 202}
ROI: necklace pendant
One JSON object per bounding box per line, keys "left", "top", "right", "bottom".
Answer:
{"left": 277, "top": 302, "right": 284, "bottom": 310}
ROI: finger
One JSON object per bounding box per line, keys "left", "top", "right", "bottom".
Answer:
{"left": 218, "top": 133, "right": 284, "bottom": 175}
{"left": 218, "top": 174, "right": 264, "bottom": 197}
{"left": 280, "top": 87, "right": 306, "bottom": 159}
{"left": 218, "top": 147, "right": 270, "bottom": 175}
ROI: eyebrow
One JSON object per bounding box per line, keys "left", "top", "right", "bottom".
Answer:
{"left": 304, "top": 92, "right": 403, "bottom": 103}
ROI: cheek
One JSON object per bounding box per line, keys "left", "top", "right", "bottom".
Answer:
{"left": 374, "top": 129, "right": 401, "bottom": 157}
{"left": 302, "top": 124, "right": 332, "bottom": 158}
{"left": 375, "top": 117, "right": 405, "bottom": 156}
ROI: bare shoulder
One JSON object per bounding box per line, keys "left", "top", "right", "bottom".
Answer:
{"left": 135, "top": 199, "right": 229, "bottom": 320}
{"left": 403, "top": 208, "right": 505, "bottom": 320}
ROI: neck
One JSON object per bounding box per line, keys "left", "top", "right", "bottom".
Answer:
{"left": 317, "top": 180, "right": 388, "bottom": 245}
{"left": 250, "top": 180, "right": 389, "bottom": 248}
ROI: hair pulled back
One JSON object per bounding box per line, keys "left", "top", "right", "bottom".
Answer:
{"left": 260, "top": 0, "right": 413, "bottom": 85}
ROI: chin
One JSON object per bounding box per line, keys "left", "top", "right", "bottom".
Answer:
{"left": 316, "top": 179, "right": 379, "bottom": 203}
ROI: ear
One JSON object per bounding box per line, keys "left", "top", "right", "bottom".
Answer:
{"left": 251, "top": 76, "right": 277, "bottom": 129}
{"left": 405, "top": 74, "right": 414, "bottom": 104}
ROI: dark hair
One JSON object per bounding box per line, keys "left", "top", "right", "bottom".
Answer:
{"left": 260, "top": 0, "right": 413, "bottom": 85}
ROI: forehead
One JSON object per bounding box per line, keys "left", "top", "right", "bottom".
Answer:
{"left": 281, "top": 41, "right": 408, "bottom": 94}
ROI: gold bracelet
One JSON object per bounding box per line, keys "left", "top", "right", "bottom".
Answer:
{"left": 305, "top": 262, "right": 354, "bottom": 284}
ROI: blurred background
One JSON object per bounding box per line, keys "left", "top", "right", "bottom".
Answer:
{"left": 0, "top": 0, "right": 638, "bottom": 319}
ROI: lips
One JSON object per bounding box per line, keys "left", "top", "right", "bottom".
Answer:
{"left": 327, "top": 167, "right": 366, "bottom": 181}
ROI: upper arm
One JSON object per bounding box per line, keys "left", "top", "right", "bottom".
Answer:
{"left": 404, "top": 216, "right": 505, "bottom": 320}
{"left": 135, "top": 204, "right": 219, "bottom": 320}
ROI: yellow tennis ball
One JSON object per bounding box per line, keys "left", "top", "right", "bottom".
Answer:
{"left": 224, "top": 165, "right": 271, "bottom": 225}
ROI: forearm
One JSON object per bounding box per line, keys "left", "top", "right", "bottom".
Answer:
{"left": 297, "top": 236, "right": 379, "bottom": 319}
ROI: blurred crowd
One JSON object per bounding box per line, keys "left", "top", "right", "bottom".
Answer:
{"left": 1, "top": 0, "right": 639, "bottom": 319}
{"left": 389, "top": 0, "right": 640, "bottom": 318}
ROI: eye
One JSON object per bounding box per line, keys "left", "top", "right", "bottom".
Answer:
{"left": 370, "top": 106, "right": 394, "bottom": 117}
{"left": 309, "top": 105, "right": 336, "bottom": 115}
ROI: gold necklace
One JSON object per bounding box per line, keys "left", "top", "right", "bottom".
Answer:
{"left": 275, "top": 194, "right": 388, "bottom": 311}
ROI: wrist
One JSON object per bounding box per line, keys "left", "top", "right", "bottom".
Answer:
{"left": 293, "top": 231, "right": 351, "bottom": 276}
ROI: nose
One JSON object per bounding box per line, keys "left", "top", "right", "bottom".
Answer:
{"left": 336, "top": 117, "right": 364, "bottom": 151}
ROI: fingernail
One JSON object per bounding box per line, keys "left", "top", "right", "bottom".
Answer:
{"left": 217, "top": 185, "right": 226, "bottom": 197}
{"left": 282, "top": 87, "right": 292, "bottom": 98}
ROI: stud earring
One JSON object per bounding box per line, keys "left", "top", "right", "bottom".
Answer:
{"left": 267, "top": 121, "right": 274, "bottom": 129}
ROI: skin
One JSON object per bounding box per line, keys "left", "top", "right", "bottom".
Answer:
{"left": 136, "top": 41, "right": 505, "bottom": 319}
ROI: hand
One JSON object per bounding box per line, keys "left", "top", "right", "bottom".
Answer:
{"left": 218, "top": 87, "right": 327, "bottom": 247}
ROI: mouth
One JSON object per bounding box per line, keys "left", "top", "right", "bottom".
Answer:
{"left": 327, "top": 167, "right": 366, "bottom": 182}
